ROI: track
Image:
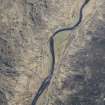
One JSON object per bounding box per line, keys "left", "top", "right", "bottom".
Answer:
{"left": 31, "top": 0, "right": 90, "bottom": 105}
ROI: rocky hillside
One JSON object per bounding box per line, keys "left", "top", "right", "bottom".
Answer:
{"left": 0, "top": 0, "right": 105, "bottom": 105}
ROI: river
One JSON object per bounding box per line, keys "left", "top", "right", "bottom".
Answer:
{"left": 31, "top": 0, "right": 90, "bottom": 105}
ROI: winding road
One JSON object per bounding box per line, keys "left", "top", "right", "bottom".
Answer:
{"left": 31, "top": 0, "right": 90, "bottom": 105}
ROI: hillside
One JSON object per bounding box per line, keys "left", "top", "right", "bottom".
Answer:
{"left": 0, "top": 0, "right": 105, "bottom": 105}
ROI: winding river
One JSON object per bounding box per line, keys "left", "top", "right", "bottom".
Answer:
{"left": 31, "top": 0, "right": 90, "bottom": 105}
